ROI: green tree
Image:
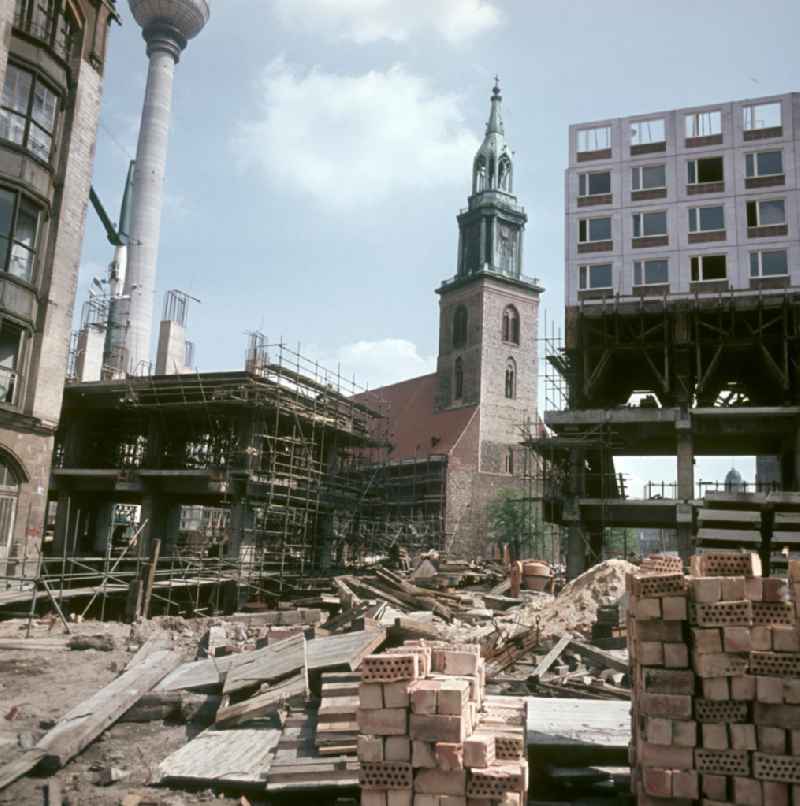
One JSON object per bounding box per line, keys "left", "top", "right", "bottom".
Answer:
{"left": 487, "top": 489, "right": 557, "bottom": 562}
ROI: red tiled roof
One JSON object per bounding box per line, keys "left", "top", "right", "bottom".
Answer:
{"left": 357, "top": 373, "right": 477, "bottom": 463}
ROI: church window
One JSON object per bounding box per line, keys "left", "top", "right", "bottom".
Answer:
{"left": 454, "top": 357, "right": 464, "bottom": 400}
{"left": 497, "top": 224, "right": 517, "bottom": 274}
{"left": 505, "top": 358, "right": 516, "bottom": 399}
{"left": 502, "top": 306, "right": 520, "bottom": 345}
{"left": 452, "top": 305, "right": 467, "bottom": 349}
{"left": 505, "top": 448, "right": 514, "bottom": 475}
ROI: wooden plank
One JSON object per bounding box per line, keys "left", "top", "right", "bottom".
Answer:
{"left": 530, "top": 634, "right": 572, "bottom": 681}
{"left": 223, "top": 634, "right": 306, "bottom": 695}
{"left": 307, "top": 629, "right": 385, "bottom": 672}
{"left": 214, "top": 674, "right": 307, "bottom": 728}
{"left": 158, "top": 727, "right": 281, "bottom": 788}
{"left": 123, "top": 636, "right": 173, "bottom": 672}
{"left": 567, "top": 640, "right": 628, "bottom": 674}
{"left": 0, "top": 639, "right": 68, "bottom": 651}
{"left": 156, "top": 654, "right": 237, "bottom": 693}
{"left": 37, "top": 649, "right": 181, "bottom": 767}
{"left": 526, "top": 696, "right": 630, "bottom": 749}
{"left": 0, "top": 749, "right": 45, "bottom": 792}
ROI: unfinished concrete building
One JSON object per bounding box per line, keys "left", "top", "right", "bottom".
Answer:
{"left": 0, "top": 0, "right": 117, "bottom": 583}
{"left": 534, "top": 92, "right": 800, "bottom": 577}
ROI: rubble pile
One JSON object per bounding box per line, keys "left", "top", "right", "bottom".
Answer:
{"left": 357, "top": 641, "right": 527, "bottom": 806}
{"left": 629, "top": 549, "right": 800, "bottom": 805}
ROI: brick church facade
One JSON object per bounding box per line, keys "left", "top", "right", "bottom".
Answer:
{"left": 364, "top": 82, "right": 543, "bottom": 557}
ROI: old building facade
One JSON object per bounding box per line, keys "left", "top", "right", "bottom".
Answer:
{"left": 365, "top": 83, "right": 543, "bottom": 557}
{"left": 0, "top": 0, "right": 117, "bottom": 578}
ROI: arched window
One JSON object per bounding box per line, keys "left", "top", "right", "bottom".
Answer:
{"left": 0, "top": 455, "right": 19, "bottom": 554}
{"left": 505, "top": 358, "right": 516, "bottom": 399}
{"left": 505, "top": 447, "right": 514, "bottom": 475}
{"left": 473, "top": 156, "right": 487, "bottom": 193}
{"left": 498, "top": 156, "right": 512, "bottom": 192}
{"left": 452, "top": 305, "right": 468, "bottom": 349}
{"left": 454, "top": 357, "right": 464, "bottom": 400}
{"left": 502, "top": 305, "right": 520, "bottom": 345}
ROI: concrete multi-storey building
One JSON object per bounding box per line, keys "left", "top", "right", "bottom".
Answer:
{"left": 539, "top": 92, "right": 800, "bottom": 577}
{"left": 0, "top": 0, "right": 117, "bottom": 578}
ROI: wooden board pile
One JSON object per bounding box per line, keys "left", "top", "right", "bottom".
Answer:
{"left": 629, "top": 549, "right": 800, "bottom": 805}
{"left": 357, "top": 641, "right": 528, "bottom": 806}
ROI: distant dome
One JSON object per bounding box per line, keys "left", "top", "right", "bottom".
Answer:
{"left": 128, "top": 0, "right": 210, "bottom": 41}
{"left": 724, "top": 468, "right": 744, "bottom": 491}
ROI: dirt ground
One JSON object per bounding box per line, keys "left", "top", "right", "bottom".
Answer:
{"left": 0, "top": 617, "right": 242, "bottom": 806}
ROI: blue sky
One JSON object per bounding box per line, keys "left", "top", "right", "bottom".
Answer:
{"left": 78, "top": 0, "right": 800, "bottom": 492}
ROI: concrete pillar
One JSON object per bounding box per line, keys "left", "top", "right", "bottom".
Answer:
{"left": 93, "top": 500, "right": 115, "bottom": 554}
{"left": 566, "top": 527, "right": 586, "bottom": 580}
{"left": 123, "top": 34, "right": 180, "bottom": 373}
{"left": 155, "top": 319, "right": 187, "bottom": 375}
{"left": 75, "top": 325, "right": 106, "bottom": 382}
{"left": 676, "top": 425, "right": 694, "bottom": 500}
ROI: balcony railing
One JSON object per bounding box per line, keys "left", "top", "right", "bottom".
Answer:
{"left": 440, "top": 266, "right": 542, "bottom": 290}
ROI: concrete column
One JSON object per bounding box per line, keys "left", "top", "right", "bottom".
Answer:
{"left": 566, "top": 527, "right": 586, "bottom": 580}
{"left": 676, "top": 424, "right": 694, "bottom": 500}
{"left": 794, "top": 427, "right": 800, "bottom": 492}
{"left": 124, "top": 33, "right": 181, "bottom": 374}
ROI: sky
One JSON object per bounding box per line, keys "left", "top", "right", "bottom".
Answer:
{"left": 77, "top": 0, "right": 800, "bottom": 495}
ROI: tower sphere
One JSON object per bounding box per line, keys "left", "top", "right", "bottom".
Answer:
{"left": 128, "top": 0, "right": 210, "bottom": 41}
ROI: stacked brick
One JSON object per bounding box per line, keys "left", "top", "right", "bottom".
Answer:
{"left": 357, "top": 641, "right": 528, "bottom": 806}
{"left": 629, "top": 549, "right": 800, "bottom": 806}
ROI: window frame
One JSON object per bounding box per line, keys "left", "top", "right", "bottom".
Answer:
{"left": 687, "top": 156, "right": 724, "bottom": 185}
{"left": 578, "top": 171, "right": 611, "bottom": 198}
{"left": 633, "top": 259, "right": 669, "bottom": 288}
{"left": 688, "top": 205, "right": 725, "bottom": 233}
{"left": 749, "top": 249, "right": 789, "bottom": 278}
{"left": 691, "top": 254, "right": 727, "bottom": 283}
{"left": 630, "top": 117, "right": 666, "bottom": 146}
{"left": 504, "top": 358, "right": 517, "bottom": 400}
{"left": 0, "top": 320, "right": 26, "bottom": 407}
{"left": 452, "top": 305, "right": 468, "bottom": 349}
{"left": 745, "top": 149, "right": 783, "bottom": 178}
{"left": 502, "top": 305, "right": 520, "bottom": 345}
{"left": 578, "top": 216, "right": 612, "bottom": 244}
{"left": 454, "top": 356, "right": 464, "bottom": 399}
{"left": 632, "top": 210, "right": 668, "bottom": 238}
{"left": 685, "top": 109, "right": 722, "bottom": 138}
{"left": 579, "top": 263, "right": 613, "bottom": 291}
{"left": 632, "top": 164, "right": 667, "bottom": 191}
{"left": 0, "top": 186, "right": 41, "bottom": 284}
{"left": 746, "top": 198, "right": 786, "bottom": 228}
{"left": 504, "top": 447, "right": 514, "bottom": 475}
{"left": 743, "top": 101, "right": 782, "bottom": 132}
{"left": 0, "top": 62, "right": 60, "bottom": 164}
{"left": 576, "top": 125, "right": 611, "bottom": 154}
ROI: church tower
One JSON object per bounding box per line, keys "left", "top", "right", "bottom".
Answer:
{"left": 436, "top": 79, "right": 542, "bottom": 483}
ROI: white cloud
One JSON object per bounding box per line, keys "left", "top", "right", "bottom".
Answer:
{"left": 314, "top": 338, "right": 436, "bottom": 390}
{"left": 271, "top": 0, "right": 502, "bottom": 44}
{"left": 234, "top": 60, "right": 478, "bottom": 209}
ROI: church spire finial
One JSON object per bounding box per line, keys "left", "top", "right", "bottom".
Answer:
{"left": 486, "top": 76, "right": 504, "bottom": 136}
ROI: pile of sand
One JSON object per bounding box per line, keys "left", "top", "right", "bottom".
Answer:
{"left": 518, "top": 558, "right": 635, "bottom": 639}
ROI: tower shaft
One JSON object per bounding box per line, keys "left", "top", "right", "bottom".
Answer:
{"left": 123, "top": 36, "right": 179, "bottom": 373}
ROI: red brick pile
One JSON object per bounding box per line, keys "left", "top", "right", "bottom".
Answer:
{"left": 357, "top": 640, "right": 528, "bottom": 806}
{"left": 630, "top": 550, "right": 800, "bottom": 805}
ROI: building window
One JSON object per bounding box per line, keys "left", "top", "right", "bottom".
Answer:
{"left": 0, "top": 64, "right": 58, "bottom": 162}
{"left": 688, "top": 157, "right": 723, "bottom": 185}
{"left": 685, "top": 110, "right": 722, "bottom": 138}
{"left": 504, "top": 358, "right": 516, "bottom": 399}
{"left": 0, "top": 187, "right": 40, "bottom": 283}
{"left": 452, "top": 305, "right": 467, "bottom": 349}
{"left": 630, "top": 118, "right": 665, "bottom": 145}
{"left": 13, "top": 0, "right": 79, "bottom": 62}
{"left": 691, "top": 254, "right": 727, "bottom": 282}
{"left": 746, "top": 199, "right": 786, "bottom": 228}
{"left": 0, "top": 453, "right": 19, "bottom": 553}
{"left": 632, "top": 164, "right": 666, "bottom": 191}
{"left": 689, "top": 206, "right": 725, "bottom": 232}
{"left": 502, "top": 306, "right": 520, "bottom": 345}
{"left": 632, "top": 211, "right": 667, "bottom": 238}
{"left": 0, "top": 322, "right": 24, "bottom": 405}
{"left": 743, "top": 102, "right": 781, "bottom": 132}
{"left": 454, "top": 357, "right": 464, "bottom": 399}
{"left": 505, "top": 448, "right": 514, "bottom": 475}
{"left": 746, "top": 150, "right": 783, "bottom": 178}
{"left": 578, "top": 217, "right": 611, "bottom": 243}
{"left": 750, "top": 250, "right": 788, "bottom": 278}
{"left": 576, "top": 126, "right": 611, "bottom": 153}
{"left": 578, "top": 172, "right": 611, "bottom": 197}
{"left": 634, "top": 259, "right": 668, "bottom": 287}
{"left": 579, "top": 263, "right": 612, "bottom": 290}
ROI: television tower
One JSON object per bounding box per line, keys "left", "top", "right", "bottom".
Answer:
{"left": 122, "top": 0, "right": 209, "bottom": 373}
